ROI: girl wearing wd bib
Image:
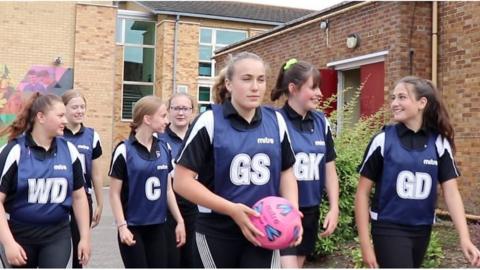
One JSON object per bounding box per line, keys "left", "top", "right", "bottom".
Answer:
{"left": 174, "top": 52, "right": 301, "bottom": 268}
{"left": 355, "top": 76, "right": 480, "bottom": 268}
{"left": 271, "top": 59, "right": 339, "bottom": 268}
{"left": 62, "top": 90, "right": 103, "bottom": 268}
{"left": 159, "top": 93, "right": 197, "bottom": 268}
{"left": 0, "top": 93, "right": 91, "bottom": 268}
{"left": 109, "top": 96, "right": 185, "bottom": 268}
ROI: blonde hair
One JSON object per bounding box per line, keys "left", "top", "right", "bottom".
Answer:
{"left": 62, "top": 89, "right": 86, "bottom": 106}
{"left": 167, "top": 92, "right": 196, "bottom": 111}
{"left": 130, "top": 95, "right": 164, "bottom": 135}
{"left": 213, "top": 52, "right": 265, "bottom": 104}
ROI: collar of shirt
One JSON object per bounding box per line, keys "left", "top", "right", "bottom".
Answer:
{"left": 394, "top": 123, "right": 430, "bottom": 150}
{"left": 165, "top": 125, "right": 183, "bottom": 142}
{"left": 24, "top": 132, "right": 57, "bottom": 160}
{"left": 222, "top": 99, "right": 262, "bottom": 130}
{"left": 283, "top": 102, "right": 314, "bottom": 132}
{"left": 63, "top": 124, "right": 85, "bottom": 136}
{"left": 129, "top": 134, "right": 160, "bottom": 160}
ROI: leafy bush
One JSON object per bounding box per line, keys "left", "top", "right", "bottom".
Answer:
{"left": 314, "top": 86, "right": 388, "bottom": 255}
{"left": 422, "top": 231, "right": 444, "bottom": 268}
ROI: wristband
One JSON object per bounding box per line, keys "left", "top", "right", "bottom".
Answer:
{"left": 117, "top": 221, "right": 127, "bottom": 229}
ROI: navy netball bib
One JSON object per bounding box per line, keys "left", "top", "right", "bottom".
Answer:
{"left": 280, "top": 109, "right": 327, "bottom": 207}
{"left": 372, "top": 125, "right": 439, "bottom": 225}
{"left": 64, "top": 127, "right": 94, "bottom": 194}
{"left": 124, "top": 138, "right": 170, "bottom": 225}
{"left": 212, "top": 105, "right": 281, "bottom": 207}
{"left": 11, "top": 136, "right": 74, "bottom": 224}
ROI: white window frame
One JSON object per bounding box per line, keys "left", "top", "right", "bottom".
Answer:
{"left": 326, "top": 50, "right": 388, "bottom": 134}
{"left": 197, "top": 84, "right": 213, "bottom": 112}
{"left": 198, "top": 27, "right": 247, "bottom": 79}
{"left": 117, "top": 11, "right": 156, "bottom": 121}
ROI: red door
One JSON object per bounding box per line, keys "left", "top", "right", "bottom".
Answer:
{"left": 360, "top": 62, "right": 384, "bottom": 117}
{"left": 319, "top": 69, "right": 337, "bottom": 116}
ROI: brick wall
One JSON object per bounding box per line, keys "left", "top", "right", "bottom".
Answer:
{"left": 0, "top": 2, "right": 76, "bottom": 84}
{"left": 74, "top": 3, "right": 117, "bottom": 185}
{"left": 438, "top": 2, "right": 480, "bottom": 214}
{"left": 215, "top": 2, "right": 432, "bottom": 107}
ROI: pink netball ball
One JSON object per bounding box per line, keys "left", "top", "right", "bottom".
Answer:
{"left": 250, "top": 196, "right": 302, "bottom": 250}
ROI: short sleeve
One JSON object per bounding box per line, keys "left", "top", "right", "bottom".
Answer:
{"left": 109, "top": 142, "right": 127, "bottom": 181}
{"left": 92, "top": 131, "right": 102, "bottom": 160}
{"left": 435, "top": 135, "right": 460, "bottom": 183}
{"left": 176, "top": 111, "right": 214, "bottom": 174}
{"left": 358, "top": 132, "right": 385, "bottom": 182}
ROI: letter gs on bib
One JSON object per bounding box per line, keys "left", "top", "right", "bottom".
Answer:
{"left": 230, "top": 153, "right": 270, "bottom": 185}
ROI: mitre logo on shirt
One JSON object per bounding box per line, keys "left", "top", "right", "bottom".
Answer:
{"left": 314, "top": 140, "right": 325, "bottom": 146}
{"left": 257, "top": 137, "right": 274, "bottom": 144}
{"left": 53, "top": 164, "right": 68, "bottom": 171}
{"left": 77, "top": 144, "right": 90, "bottom": 150}
{"left": 157, "top": 164, "right": 168, "bottom": 170}
{"left": 423, "top": 159, "right": 438, "bottom": 166}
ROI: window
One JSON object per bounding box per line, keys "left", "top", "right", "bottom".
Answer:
{"left": 198, "top": 86, "right": 212, "bottom": 113}
{"left": 117, "top": 15, "right": 156, "bottom": 120}
{"left": 198, "top": 28, "right": 247, "bottom": 78}
{"left": 197, "top": 28, "right": 247, "bottom": 108}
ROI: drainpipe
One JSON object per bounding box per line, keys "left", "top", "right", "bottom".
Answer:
{"left": 432, "top": 2, "right": 438, "bottom": 85}
{"left": 173, "top": 14, "right": 180, "bottom": 93}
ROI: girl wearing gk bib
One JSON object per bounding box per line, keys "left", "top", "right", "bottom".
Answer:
{"left": 355, "top": 76, "right": 480, "bottom": 268}
{"left": 0, "top": 93, "right": 90, "bottom": 268}
{"left": 159, "top": 93, "right": 197, "bottom": 268}
{"left": 109, "top": 95, "right": 185, "bottom": 268}
{"left": 174, "top": 52, "right": 301, "bottom": 268}
{"left": 62, "top": 90, "right": 103, "bottom": 268}
{"left": 271, "top": 59, "right": 339, "bottom": 268}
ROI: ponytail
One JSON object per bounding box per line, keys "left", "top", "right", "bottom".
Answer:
{"left": 0, "top": 93, "right": 62, "bottom": 142}
{"left": 397, "top": 76, "right": 456, "bottom": 152}
{"left": 130, "top": 95, "right": 164, "bottom": 136}
{"left": 271, "top": 58, "right": 320, "bottom": 101}
{"left": 213, "top": 67, "right": 229, "bottom": 104}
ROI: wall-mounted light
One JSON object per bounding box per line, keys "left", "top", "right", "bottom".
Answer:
{"left": 346, "top": 33, "right": 360, "bottom": 49}
{"left": 54, "top": 56, "right": 63, "bottom": 66}
{"left": 320, "top": 20, "right": 329, "bottom": 30}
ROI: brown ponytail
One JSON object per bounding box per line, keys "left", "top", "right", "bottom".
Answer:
{"left": 214, "top": 52, "right": 265, "bottom": 104}
{"left": 271, "top": 59, "right": 320, "bottom": 101}
{"left": 397, "top": 76, "right": 456, "bottom": 152}
{"left": 0, "top": 93, "right": 63, "bottom": 142}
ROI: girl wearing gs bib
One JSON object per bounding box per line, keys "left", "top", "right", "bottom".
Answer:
{"left": 174, "top": 52, "right": 301, "bottom": 268}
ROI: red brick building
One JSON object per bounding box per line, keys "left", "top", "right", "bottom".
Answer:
{"left": 214, "top": 1, "right": 480, "bottom": 215}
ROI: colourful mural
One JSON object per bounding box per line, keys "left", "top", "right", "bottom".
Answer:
{"left": 0, "top": 64, "right": 73, "bottom": 145}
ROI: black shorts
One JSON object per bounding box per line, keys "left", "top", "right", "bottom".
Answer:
{"left": 193, "top": 232, "right": 280, "bottom": 268}
{"left": 371, "top": 222, "right": 432, "bottom": 268}
{"left": 280, "top": 206, "right": 319, "bottom": 256}
{"left": 118, "top": 223, "right": 168, "bottom": 268}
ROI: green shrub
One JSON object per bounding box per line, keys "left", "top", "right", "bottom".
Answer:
{"left": 314, "top": 87, "right": 388, "bottom": 256}
{"left": 422, "top": 231, "right": 444, "bottom": 268}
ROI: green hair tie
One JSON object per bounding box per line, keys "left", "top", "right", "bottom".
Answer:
{"left": 283, "top": 58, "right": 298, "bottom": 71}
